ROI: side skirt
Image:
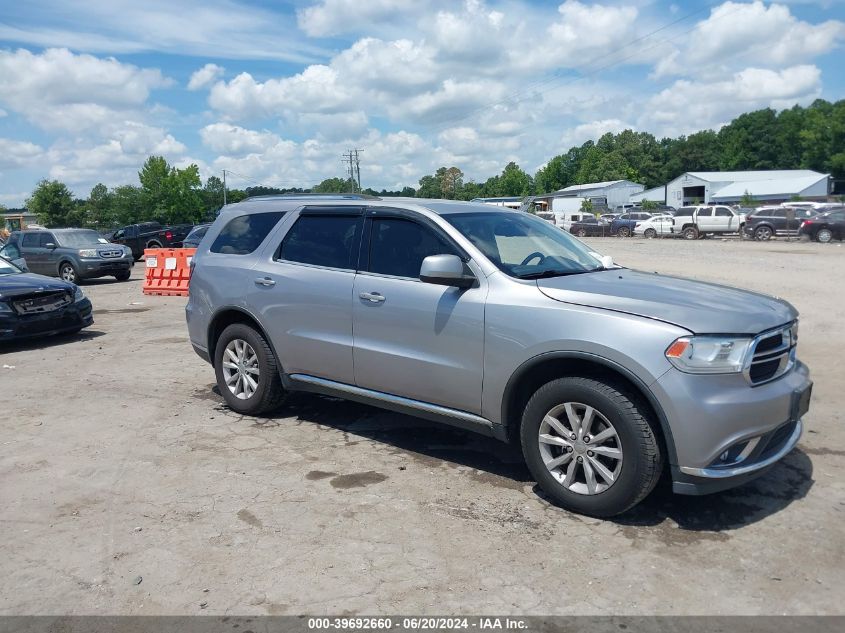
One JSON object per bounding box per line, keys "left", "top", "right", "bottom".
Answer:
{"left": 284, "top": 373, "right": 504, "bottom": 440}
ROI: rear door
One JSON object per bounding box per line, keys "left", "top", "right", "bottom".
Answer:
{"left": 20, "top": 233, "right": 48, "bottom": 274}
{"left": 250, "top": 207, "right": 363, "bottom": 385}
{"left": 351, "top": 210, "right": 486, "bottom": 413}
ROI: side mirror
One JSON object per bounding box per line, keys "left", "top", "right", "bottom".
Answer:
{"left": 45, "top": 243, "right": 57, "bottom": 249}
{"left": 600, "top": 255, "right": 615, "bottom": 269}
{"left": 420, "top": 254, "right": 475, "bottom": 289}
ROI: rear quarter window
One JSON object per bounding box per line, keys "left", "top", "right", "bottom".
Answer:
{"left": 210, "top": 212, "right": 286, "bottom": 255}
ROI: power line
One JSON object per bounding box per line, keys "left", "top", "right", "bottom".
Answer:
{"left": 341, "top": 149, "right": 363, "bottom": 192}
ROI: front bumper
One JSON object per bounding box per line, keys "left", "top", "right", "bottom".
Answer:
{"left": 78, "top": 257, "right": 133, "bottom": 279}
{"left": 0, "top": 298, "right": 93, "bottom": 341}
{"left": 652, "top": 361, "right": 812, "bottom": 495}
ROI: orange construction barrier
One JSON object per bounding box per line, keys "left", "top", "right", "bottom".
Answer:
{"left": 142, "top": 247, "right": 196, "bottom": 296}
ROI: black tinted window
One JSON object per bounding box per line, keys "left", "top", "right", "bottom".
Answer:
{"left": 828, "top": 211, "right": 845, "bottom": 221}
{"left": 22, "top": 233, "right": 39, "bottom": 247}
{"left": 715, "top": 208, "right": 733, "bottom": 217}
{"left": 675, "top": 207, "right": 695, "bottom": 216}
{"left": 210, "top": 212, "right": 285, "bottom": 255}
{"left": 697, "top": 208, "right": 713, "bottom": 217}
{"left": 279, "top": 215, "right": 362, "bottom": 270}
{"left": 368, "top": 218, "right": 456, "bottom": 278}
{"left": 39, "top": 233, "right": 55, "bottom": 247}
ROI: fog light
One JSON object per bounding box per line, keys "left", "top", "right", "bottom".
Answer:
{"left": 720, "top": 450, "right": 729, "bottom": 461}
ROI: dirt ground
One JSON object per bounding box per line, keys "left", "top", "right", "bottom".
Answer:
{"left": 1, "top": 236, "right": 843, "bottom": 616}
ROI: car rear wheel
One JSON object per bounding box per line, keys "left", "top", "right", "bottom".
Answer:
{"left": 577, "top": 228, "right": 588, "bottom": 237}
{"left": 214, "top": 323, "right": 287, "bottom": 416}
{"left": 644, "top": 228, "right": 657, "bottom": 239}
{"left": 59, "top": 262, "right": 79, "bottom": 284}
{"left": 754, "top": 226, "right": 773, "bottom": 241}
{"left": 617, "top": 226, "right": 631, "bottom": 238}
{"left": 520, "top": 377, "right": 663, "bottom": 517}
{"left": 682, "top": 226, "right": 699, "bottom": 240}
{"left": 817, "top": 228, "right": 833, "bottom": 243}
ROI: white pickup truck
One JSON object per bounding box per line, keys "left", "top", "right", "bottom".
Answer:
{"left": 672, "top": 205, "right": 746, "bottom": 240}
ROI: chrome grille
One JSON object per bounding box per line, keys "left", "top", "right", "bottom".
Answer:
{"left": 12, "top": 290, "right": 72, "bottom": 315}
{"left": 744, "top": 322, "right": 797, "bottom": 385}
{"left": 98, "top": 249, "right": 123, "bottom": 259}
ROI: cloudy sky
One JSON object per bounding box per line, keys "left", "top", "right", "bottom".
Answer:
{"left": 0, "top": 0, "right": 843, "bottom": 206}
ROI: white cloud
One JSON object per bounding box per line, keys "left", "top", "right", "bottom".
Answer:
{"left": 0, "top": 138, "right": 45, "bottom": 169}
{"left": 640, "top": 65, "right": 823, "bottom": 136}
{"left": 200, "top": 123, "right": 280, "bottom": 154}
{"left": 188, "top": 63, "right": 225, "bottom": 91}
{"left": 297, "top": 0, "right": 418, "bottom": 37}
{"left": 560, "top": 119, "right": 631, "bottom": 148}
{"left": 655, "top": 1, "right": 844, "bottom": 77}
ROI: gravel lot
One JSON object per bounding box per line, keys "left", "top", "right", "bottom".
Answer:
{"left": 1, "top": 237, "right": 843, "bottom": 616}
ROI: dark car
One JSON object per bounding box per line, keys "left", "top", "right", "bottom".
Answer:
{"left": 0, "top": 229, "right": 134, "bottom": 284}
{"left": 0, "top": 255, "right": 93, "bottom": 342}
{"left": 798, "top": 208, "right": 845, "bottom": 243}
{"left": 111, "top": 221, "right": 193, "bottom": 260}
{"left": 569, "top": 215, "right": 611, "bottom": 237}
{"left": 743, "top": 206, "right": 818, "bottom": 241}
{"left": 182, "top": 223, "right": 212, "bottom": 249}
{"left": 610, "top": 212, "right": 653, "bottom": 237}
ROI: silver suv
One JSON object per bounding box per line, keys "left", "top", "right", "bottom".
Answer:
{"left": 186, "top": 195, "right": 812, "bottom": 517}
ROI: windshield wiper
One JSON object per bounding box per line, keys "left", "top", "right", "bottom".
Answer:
{"left": 516, "top": 269, "right": 592, "bottom": 280}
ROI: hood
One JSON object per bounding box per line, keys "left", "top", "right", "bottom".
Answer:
{"left": 0, "top": 273, "right": 74, "bottom": 300}
{"left": 536, "top": 269, "right": 796, "bottom": 335}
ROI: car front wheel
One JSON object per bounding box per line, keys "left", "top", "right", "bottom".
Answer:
{"left": 817, "top": 228, "right": 833, "bottom": 243}
{"left": 520, "top": 377, "right": 663, "bottom": 517}
{"left": 644, "top": 228, "right": 657, "bottom": 239}
{"left": 755, "top": 226, "right": 773, "bottom": 241}
{"left": 59, "top": 262, "right": 79, "bottom": 283}
{"left": 617, "top": 226, "right": 631, "bottom": 238}
{"left": 214, "top": 323, "right": 287, "bottom": 415}
{"left": 682, "top": 227, "right": 699, "bottom": 240}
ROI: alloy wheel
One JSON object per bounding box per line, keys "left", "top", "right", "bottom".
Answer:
{"left": 817, "top": 228, "right": 833, "bottom": 243}
{"left": 538, "top": 402, "right": 623, "bottom": 495}
{"left": 755, "top": 226, "right": 773, "bottom": 241}
{"left": 60, "top": 264, "right": 77, "bottom": 283}
{"left": 221, "top": 338, "right": 260, "bottom": 400}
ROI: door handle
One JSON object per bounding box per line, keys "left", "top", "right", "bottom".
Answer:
{"left": 254, "top": 277, "right": 276, "bottom": 287}
{"left": 359, "top": 291, "right": 385, "bottom": 303}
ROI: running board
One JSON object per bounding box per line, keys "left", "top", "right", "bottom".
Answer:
{"left": 286, "top": 374, "right": 500, "bottom": 439}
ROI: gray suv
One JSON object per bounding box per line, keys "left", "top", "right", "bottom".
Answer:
{"left": 0, "top": 229, "right": 134, "bottom": 283}
{"left": 186, "top": 195, "right": 812, "bottom": 517}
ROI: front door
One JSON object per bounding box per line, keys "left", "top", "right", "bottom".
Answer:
{"left": 250, "top": 209, "right": 363, "bottom": 385}
{"left": 352, "top": 213, "right": 486, "bottom": 414}
{"left": 20, "top": 232, "right": 52, "bottom": 275}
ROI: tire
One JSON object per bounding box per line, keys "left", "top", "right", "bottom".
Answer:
{"left": 754, "top": 225, "right": 773, "bottom": 241}
{"left": 213, "top": 323, "right": 287, "bottom": 416}
{"left": 577, "top": 228, "right": 588, "bottom": 237}
{"left": 115, "top": 270, "right": 131, "bottom": 281}
{"left": 520, "top": 377, "right": 663, "bottom": 517}
{"left": 146, "top": 241, "right": 162, "bottom": 250}
{"left": 643, "top": 228, "right": 657, "bottom": 239}
{"left": 682, "top": 226, "right": 699, "bottom": 240}
{"left": 59, "top": 261, "right": 79, "bottom": 284}
{"left": 817, "top": 228, "right": 833, "bottom": 243}
{"left": 617, "top": 226, "right": 631, "bottom": 238}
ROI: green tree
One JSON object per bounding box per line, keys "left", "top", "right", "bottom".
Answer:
{"left": 580, "top": 199, "right": 594, "bottom": 214}
{"left": 111, "top": 185, "right": 144, "bottom": 226}
{"left": 27, "top": 180, "right": 75, "bottom": 227}
{"left": 440, "top": 167, "right": 464, "bottom": 199}
{"left": 417, "top": 173, "right": 443, "bottom": 198}
{"left": 313, "top": 177, "right": 350, "bottom": 193}
{"left": 86, "top": 183, "right": 114, "bottom": 229}
{"left": 641, "top": 199, "right": 658, "bottom": 211}
{"left": 498, "top": 162, "right": 533, "bottom": 196}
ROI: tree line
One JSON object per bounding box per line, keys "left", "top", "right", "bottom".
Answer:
{"left": 14, "top": 98, "right": 844, "bottom": 228}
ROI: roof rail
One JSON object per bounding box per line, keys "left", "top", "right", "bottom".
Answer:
{"left": 244, "top": 193, "right": 381, "bottom": 201}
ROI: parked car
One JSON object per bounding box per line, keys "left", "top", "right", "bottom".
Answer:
{"left": 183, "top": 223, "right": 213, "bottom": 249}
{"left": 613, "top": 203, "right": 641, "bottom": 214}
{"left": 742, "top": 206, "right": 818, "bottom": 241}
{"left": 599, "top": 213, "right": 619, "bottom": 223}
{"left": 569, "top": 216, "right": 611, "bottom": 237}
{"left": 111, "top": 221, "right": 193, "bottom": 260}
{"left": 0, "top": 254, "right": 93, "bottom": 341}
{"left": 797, "top": 207, "right": 845, "bottom": 243}
{"left": 0, "top": 229, "right": 134, "bottom": 283}
{"left": 671, "top": 205, "right": 746, "bottom": 240}
{"left": 633, "top": 214, "right": 675, "bottom": 238}
{"left": 186, "top": 196, "right": 811, "bottom": 518}
{"left": 610, "top": 212, "right": 653, "bottom": 237}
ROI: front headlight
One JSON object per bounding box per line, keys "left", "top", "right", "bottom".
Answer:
{"left": 79, "top": 249, "right": 98, "bottom": 258}
{"left": 0, "top": 301, "right": 12, "bottom": 314}
{"left": 665, "top": 335, "right": 752, "bottom": 374}
{"left": 73, "top": 286, "right": 85, "bottom": 302}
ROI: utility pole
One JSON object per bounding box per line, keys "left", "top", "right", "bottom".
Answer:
{"left": 353, "top": 149, "right": 362, "bottom": 193}
{"left": 222, "top": 169, "right": 227, "bottom": 206}
{"left": 341, "top": 149, "right": 363, "bottom": 193}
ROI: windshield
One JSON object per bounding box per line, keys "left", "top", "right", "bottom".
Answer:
{"left": 0, "top": 256, "right": 22, "bottom": 275}
{"left": 57, "top": 230, "right": 105, "bottom": 248}
{"left": 445, "top": 211, "right": 606, "bottom": 279}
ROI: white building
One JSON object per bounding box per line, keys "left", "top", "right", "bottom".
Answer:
{"left": 549, "top": 180, "right": 645, "bottom": 210}
{"left": 630, "top": 185, "right": 666, "bottom": 204}
{"left": 665, "top": 170, "right": 830, "bottom": 208}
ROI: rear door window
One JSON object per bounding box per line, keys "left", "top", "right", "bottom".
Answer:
{"left": 278, "top": 215, "right": 362, "bottom": 270}
{"left": 210, "top": 212, "right": 285, "bottom": 255}
{"left": 715, "top": 207, "right": 733, "bottom": 217}
{"left": 22, "top": 233, "right": 39, "bottom": 247}
{"left": 697, "top": 208, "right": 713, "bottom": 217}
